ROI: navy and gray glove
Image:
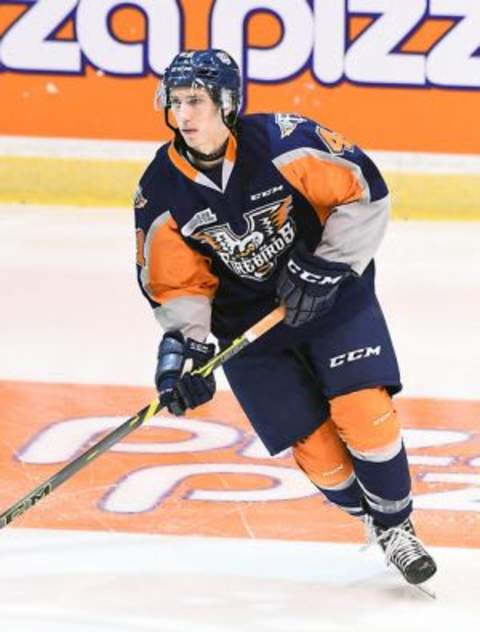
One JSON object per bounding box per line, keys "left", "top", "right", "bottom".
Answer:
{"left": 277, "top": 243, "right": 353, "bottom": 327}
{"left": 155, "top": 331, "right": 216, "bottom": 416}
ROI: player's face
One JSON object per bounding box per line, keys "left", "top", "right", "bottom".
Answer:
{"left": 170, "top": 86, "right": 229, "bottom": 154}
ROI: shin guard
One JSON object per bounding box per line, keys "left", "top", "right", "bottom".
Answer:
{"left": 329, "top": 388, "right": 412, "bottom": 526}
{"left": 293, "top": 419, "right": 364, "bottom": 517}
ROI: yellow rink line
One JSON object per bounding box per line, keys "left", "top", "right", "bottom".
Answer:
{"left": 0, "top": 156, "right": 146, "bottom": 209}
{"left": 1, "top": 156, "right": 480, "bottom": 219}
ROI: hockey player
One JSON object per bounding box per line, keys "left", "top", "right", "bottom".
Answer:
{"left": 134, "top": 49, "right": 437, "bottom": 586}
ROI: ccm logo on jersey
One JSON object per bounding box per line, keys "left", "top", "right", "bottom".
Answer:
{"left": 330, "top": 346, "right": 382, "bottom": 368}
{"left": 250, "top": 185, "right": 284, "bottom": 201}
{"left": 287, "top": 260, "right": 343, "bottom": 285}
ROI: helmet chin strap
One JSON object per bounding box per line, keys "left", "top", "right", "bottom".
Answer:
{"left": 185, "top": 139, "right": 228, "bottom": 163}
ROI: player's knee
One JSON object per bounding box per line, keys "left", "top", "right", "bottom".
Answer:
{"left": 329, "top": 387, "right": 402, "bottom": 462}
{"left": 292, "top": 419, "right": 354, "bottom": 490}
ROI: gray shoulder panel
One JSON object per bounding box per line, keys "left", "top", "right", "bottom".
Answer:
{"left": 315, "top": 195, "right": 390, "bottom": 275}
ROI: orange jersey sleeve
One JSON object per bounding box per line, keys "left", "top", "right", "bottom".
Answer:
{"left": 269, "top": 117, "right": 390, "bottom": 274}
{"left": 272, "top": 146, "right": 365, "bottom": 225}
{"left": 138, "top": 211, "right": 219, "bottom": 305}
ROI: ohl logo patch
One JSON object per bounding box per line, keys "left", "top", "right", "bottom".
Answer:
{"left": 190, "top": 196, "right": 296, "bottom": 282}
{"left": 275, "top": 113, "right": 307, "bottom": 139}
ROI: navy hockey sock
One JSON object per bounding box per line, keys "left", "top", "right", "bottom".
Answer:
{"left": 352, "top": 443, "right": 412, "bottom": 527}
{"left": 316, "top": 477, "right": 366, "bottom": 518}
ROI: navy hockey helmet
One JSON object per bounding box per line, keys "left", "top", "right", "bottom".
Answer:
{"left": 155, "top": 49, "right": 242, "bottom": 130}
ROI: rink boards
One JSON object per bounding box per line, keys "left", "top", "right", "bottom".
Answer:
{"left": 1, "top": 379, "right": 479, "bottom": 548}
{"left": 2, "top": 137, "right": 480, "bottom": 220}
{"left": 1, "top": 156, "right": 480, "bottom": 221}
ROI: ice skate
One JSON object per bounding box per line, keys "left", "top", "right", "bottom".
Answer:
{"left": 364, "top": 516, "right": 437, "bottom": 592}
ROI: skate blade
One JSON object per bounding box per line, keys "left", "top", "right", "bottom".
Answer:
{"left": 413, "top": 580, "right": 436, "bottom": 599}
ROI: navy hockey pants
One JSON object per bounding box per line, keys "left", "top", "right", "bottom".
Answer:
{"left": 222, "top": 263, "right": 401, "bottom": 455}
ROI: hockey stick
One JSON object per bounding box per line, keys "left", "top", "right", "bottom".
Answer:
{"left": 0, "top": 306, "right": 286, "bottom": 529}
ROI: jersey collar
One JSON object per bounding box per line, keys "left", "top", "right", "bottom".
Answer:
{"left": 167, "top": 133, "right": 237, "bottom": 193}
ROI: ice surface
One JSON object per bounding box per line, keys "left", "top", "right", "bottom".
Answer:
{"left": 1, "top": 529, "right": 480, "bottom": 631}
{"left": 1, "top": 205, "right": 479, "bottom": 630}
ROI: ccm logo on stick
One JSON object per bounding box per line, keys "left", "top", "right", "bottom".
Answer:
{"left": 330, "top": 346, "right": 382, "bottom": 368}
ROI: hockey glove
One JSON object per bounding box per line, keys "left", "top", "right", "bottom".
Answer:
{"left": 155, "top": 331, "right": 216, "bottom": 416}
{"left": 277, "top": 243, "right": 353, "bottom": 327}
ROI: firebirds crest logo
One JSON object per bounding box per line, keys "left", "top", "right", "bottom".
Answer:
{"left": 184, "top": 196, "right": 296, "bottom": 281}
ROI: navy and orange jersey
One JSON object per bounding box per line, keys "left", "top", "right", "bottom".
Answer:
{"left": 134, "top": 113, "right": 390, "bottom": 341}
